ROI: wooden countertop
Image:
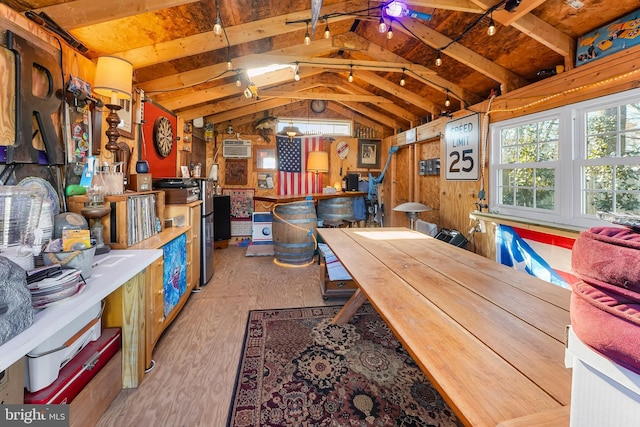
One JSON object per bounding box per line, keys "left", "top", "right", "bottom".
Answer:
{"left": 317, "top": 227, "right": 572, "bottom": 427}
{"left": 253, "top": 191, "right": 366, "bottom": 204}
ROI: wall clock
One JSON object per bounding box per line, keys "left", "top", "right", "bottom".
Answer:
{"left": 310, "top": 99, "right": 327, "bottom": 113}
{"left": 153, "top": 116, "right": 174, "bottom": 158}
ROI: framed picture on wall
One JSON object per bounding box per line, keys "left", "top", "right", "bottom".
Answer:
{"left": 253, "top": 146, "right": 277, "bottom": 170}
{"left": 116, "top": 97, "right": 133, "bottom": 138}
{"left": 357, "top": 139, "right": 381, "bottom": 169}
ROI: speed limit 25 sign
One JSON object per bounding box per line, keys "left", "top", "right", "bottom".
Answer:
{"left": 445, "top": 114, "right": 480, "bottom": 181}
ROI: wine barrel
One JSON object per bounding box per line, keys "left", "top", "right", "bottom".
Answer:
{"left": 317, "top": 197, "right": 354, "bottom": 224}
{"left": 272, "top": 201, "right": 317, "bottom": 264}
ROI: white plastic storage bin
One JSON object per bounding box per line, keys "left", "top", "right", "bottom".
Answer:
{"left": 565, "top": 326, "right": 640, "bottom": 427}
{"left": 24, "top": 301, "right": 102, "bottom": 392}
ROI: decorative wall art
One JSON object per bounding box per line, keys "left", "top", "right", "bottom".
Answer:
{"left": 357, "top": 139, "right": 381, "bottom": 169}
{"left": 224, "top": 158, "right": 248, "bottom": 185}
{"left": 222, "top": 188, "right": 255, "bottom": 220}
{"left": 576, "top": 9, "right": 640, "bottom": 67}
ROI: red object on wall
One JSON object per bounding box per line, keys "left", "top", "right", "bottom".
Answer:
{"left": 142, "top": 100, "right": 177, "bottom": 177}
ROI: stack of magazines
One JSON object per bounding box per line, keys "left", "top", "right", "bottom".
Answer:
{"left": 26, "top": 265, "right": 85, "bottom": 309}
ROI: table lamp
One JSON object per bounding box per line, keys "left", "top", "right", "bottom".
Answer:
{"left": 307, "top": 151, "right": 329, "bottom": 191}
{"left": 93, "top": 56, "right": 133, "bottom": 155}
{"left": 393, "top": 202, "right": 431, "bottom": 230}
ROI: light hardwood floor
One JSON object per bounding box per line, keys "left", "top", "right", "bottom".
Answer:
{"left": 97, "top": 244, "right": 344, "bottom": 427}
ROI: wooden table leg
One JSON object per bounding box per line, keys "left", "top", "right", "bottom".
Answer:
{"left": 332, "top": 288, "right": 367, "bottom": 324}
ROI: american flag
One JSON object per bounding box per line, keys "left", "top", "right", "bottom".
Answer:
{"left": 277, "top": 135, "right": 323, "bottom": 195}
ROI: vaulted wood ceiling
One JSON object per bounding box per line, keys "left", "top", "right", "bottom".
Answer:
{"left": 8, "top": 0, "right": 640, "bottom": 134}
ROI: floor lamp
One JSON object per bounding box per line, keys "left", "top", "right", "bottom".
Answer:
{"left": 393, "top": 202, "right": 431, "bottom": 230}
{"left": 307, "top": 151, "right": 329, "bottom": 192}
{"left": 93, "top": 56, "right": 133, "bottom": 156}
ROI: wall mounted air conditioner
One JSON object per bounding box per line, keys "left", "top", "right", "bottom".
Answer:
{"left": 222, "top": 139, "right": 252, "bottom": 158}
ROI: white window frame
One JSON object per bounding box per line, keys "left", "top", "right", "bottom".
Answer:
{"left": 277, "top": 118, "right": 352, "bottom": 137}
{"left": 490, "top": 87, "right": 640, "bottom": 229}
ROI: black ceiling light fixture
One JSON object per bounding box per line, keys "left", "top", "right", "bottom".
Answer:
{"left": 505, "top": 0, "right": 522, "bottom": 12}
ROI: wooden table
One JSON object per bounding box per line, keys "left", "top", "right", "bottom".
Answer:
{"left": 317, "top": 227, "right": 572, "bottom": 427}
{"left": 253, "top": 191, "right": 366, "bottom": 204}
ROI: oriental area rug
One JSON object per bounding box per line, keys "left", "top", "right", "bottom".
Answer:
{"left": 227, "top": 305, "right": 462, "bottom": 427}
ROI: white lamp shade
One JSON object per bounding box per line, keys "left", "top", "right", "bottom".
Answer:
{"left": 93, "top": 56, "right": 133, "bottom": 103}
{"left": 307, "top": 151, "right": 329, "bottom": 173}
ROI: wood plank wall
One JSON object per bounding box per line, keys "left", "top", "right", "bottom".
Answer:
{"left": 381, "top": 43, "right": 640, "bottom": 260}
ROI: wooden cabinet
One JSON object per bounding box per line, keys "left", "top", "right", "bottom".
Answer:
{"left": 67, "top": 191, "right": 165, "bottom": 249}
{"left": 69, "top": 191, "right": 197, "bottom": 372}
{"left": 165, "top": 201, "right": 201, "bottom": 291}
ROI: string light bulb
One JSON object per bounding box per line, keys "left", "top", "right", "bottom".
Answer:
{"left": 444, "top": 91, "right": 451, "bottom": 107}
{"left": 348, "top": 65, "right": 354, "bottom": 83}
{"left": 487, "top": 12, "right": 496, "bottom": 36}
{"left": 435, "top": 51, "right": 442, "bottom": 67}
{"left": 387, "top": 21, "right": 394, "bottom": 40}
{"left": 213, "top": 0, "right": 222, "bottom": 36}
{"left": 378, "top": 16, "right": 387, "bottom": 33}
{"left": 227, "top": 59, "right": 233, "bottom": 71}
{"left": 236, "top": 76, "right": 241, "bottom": 87}
{"left": 400, "top": 68, "right": 406, "bottom": 87}
{"left": 294, "top": 63, "right": 301, "bottom": 81}
{"left": 324, "top": 20, "right": 330, "bottom": 39}
{"left": 304, "top": 21, "right": 311, "bottom": 45}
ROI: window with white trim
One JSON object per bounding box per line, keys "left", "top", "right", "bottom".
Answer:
{"left": 490, "top": 88, "right": 640, "bottom": 228}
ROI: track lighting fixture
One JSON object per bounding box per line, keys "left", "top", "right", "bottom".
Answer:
{"left": 400, "top": 68, "right": 405, "bottom": 87}
{"left": 444, "top": 91, "right": 451, "bottom": 107}
{"left": 294, "top": 63, "right": 301, "bottom": 81}
{"left": 304, "top": 21, "right": 311, "bottom": 45}
{"left": 348, "top": 65, "right": 354, "bottom": 83}
{"left": 435, "top": 51, "right": 442, "bottom": 67}
{"left": 324, "top": 20, "right": 330, "bottom": 39}
{"left": 387, "top": 21, "right": 393, "bottom": 40}
{"left": 487, "top": 13, "right": 496, "bottom": 36}
{"left": 378, "top": 16, "right": 387, "bottom": 33}
{"left": 213, "top": 0, "right": 222, "bottom": 36}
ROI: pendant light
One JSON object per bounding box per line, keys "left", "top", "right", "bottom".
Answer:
{"left": 444, "top": 91, "right": 451, "bottom": 107}
{"left": 213, "top": 0, "right": 222, "bottom": 36}
{"left": 387, "top": 21, "right": 394, "bottom": 40}
{"left": 378, "top": 16, "right": 387, "bottom": 33}
{"left": 324, "top": 19, "right": 330, "bottom": 39}
{"left": 304, "top": 21, "right": 311, "bottom": 45}
{"left": 487, "top": 12, "right": 496, "bottom": 36}
{"left": 435, "top": 51, "right": 442, "bottom": 67}
{"left": 400, "top": 68, "right": 406, "bottom": 87}
{"left": 348, "top": 65, "right": 354, "bottom": 83}
{"left": 294, "top": 62, "right": 301, "bottom": 81}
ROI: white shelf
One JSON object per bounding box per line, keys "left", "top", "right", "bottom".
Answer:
{"left": 0, "top": 249, "right": 161, "bottom": 371}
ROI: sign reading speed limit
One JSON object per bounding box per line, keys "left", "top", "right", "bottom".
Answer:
{"left": 445, "top": 114, "right": 480, "bottom": 181}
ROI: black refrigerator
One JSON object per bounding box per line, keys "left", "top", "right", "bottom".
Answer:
{"left": 198, "top": 179, "right": 215, "bottom": 286}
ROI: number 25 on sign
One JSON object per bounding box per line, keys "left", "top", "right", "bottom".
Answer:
{"left": 445, "top": 114, "right": 480, "bottom": 181}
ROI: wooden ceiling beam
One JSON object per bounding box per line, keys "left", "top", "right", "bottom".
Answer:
{"left": 138, "top": 38, "right": 337, "bottom": 92}
{"left": 257, "top": 91, "right": 394, "bottom": 103}
{"left": 109, "top": 1, "right": 363, "bottom": 68}
{"left": 468, "top": 0, "right": 574, "bottom": 63}
{"left": 396, "top": 16, "right": 529, "bottom": 92}
{"left": 33, "top": 0, "right": 199, "bottom": 30}
{"left": 318, "top": 74, "right": 419, "bottom": 124}
{"left": 355, "top": 70, "right": 439, "bottom": 114}
{"left": 344, "top": 32, "right": 482, "bottom": 105}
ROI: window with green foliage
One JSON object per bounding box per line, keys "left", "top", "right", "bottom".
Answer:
{"left": 491, "top": 88, "right": 640, "bottom": 228}
{"left": 581, "top": 103, "right": 640, "bottom": 215}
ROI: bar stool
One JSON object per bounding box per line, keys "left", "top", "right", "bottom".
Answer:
{"left": 343, "top": 218, "right": 358, "bottom": 228}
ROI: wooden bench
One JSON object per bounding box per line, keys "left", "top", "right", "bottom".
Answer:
{"left": 317, "top": 227, "right": 572, "bottom": 427}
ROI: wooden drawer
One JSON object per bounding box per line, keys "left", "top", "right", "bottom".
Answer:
{"left": 69, "top": 350, "right": 122, "bottom": 427}
{"left": 318, "top": 250, "right": 357, "bottom": 299}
